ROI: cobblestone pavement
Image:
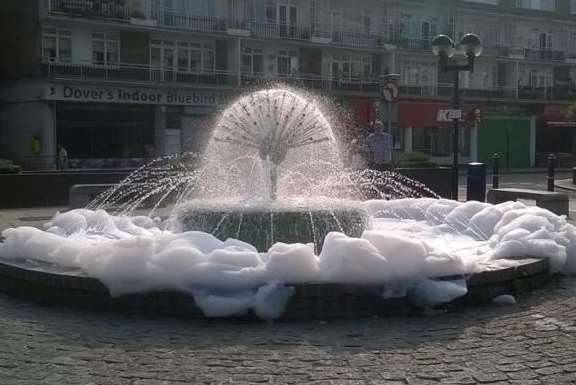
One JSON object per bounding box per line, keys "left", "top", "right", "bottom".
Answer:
{"left": 0, "top": 277, "right": 575, "bottom": 385}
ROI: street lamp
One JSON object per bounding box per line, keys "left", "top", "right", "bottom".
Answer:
{"left": 432, "top": 33, "right": 482, "bottom": 200}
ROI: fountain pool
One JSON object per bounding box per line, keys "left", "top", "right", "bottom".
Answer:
{"left": 0, "top": 87, "right": 574, "bottom": 320}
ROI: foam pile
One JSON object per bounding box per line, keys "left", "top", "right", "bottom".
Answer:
{"left": 1, "top": 199, "right": 574, "bottom": 319}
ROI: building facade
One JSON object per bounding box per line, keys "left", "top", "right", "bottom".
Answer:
{"left": 1, "top": 0, "right": 576, "bottom": 169}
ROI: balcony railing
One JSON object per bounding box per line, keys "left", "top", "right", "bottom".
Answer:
{"left": 48, "top": 0, "right": 130, "bottom": 21}
{"left": 400, "top": 83, "right": 517, "bottom": 100}
{"left": 240, "top": 73, "right": 380, "bottom": 93}
{"left": 524, "top": 49, "right": 565, "bottom": 62}
{"left": 250, "top": 22, "right": 311, "bottom": 41}
{"left": 41, "top": 61, "right": 380, "bottom": 93}
{"left": 151, "top": 8, "right": 226, "bottom": 33}
{"left": 42, "top": 61, "right": 236, "bottom": 86}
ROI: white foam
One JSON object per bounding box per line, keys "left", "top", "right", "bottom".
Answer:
{"left": 1, "top": 198, "right": 575, "bottom": 319}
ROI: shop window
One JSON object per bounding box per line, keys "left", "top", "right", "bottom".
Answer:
{"left": 42, "top": 29, "right": 71, "bottom": 62}
{"left": 412, "top": 127, "right": 470, "bottom": 157}
{"left": 92, "top": 33, "right": 119, "bottom": 66}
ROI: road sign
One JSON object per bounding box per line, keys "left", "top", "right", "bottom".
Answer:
{"left": 381, "top": 82, "right": 399, "bottom": 102}
{"left": 437, "top": 109, "right": 463, "bottom": 122}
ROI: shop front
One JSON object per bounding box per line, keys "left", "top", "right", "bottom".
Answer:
{"left": 537, "top": 104, "right": 576, "bottom": 167}
{"left": 44, "top": 83, "right": 229, "bottom": 169}
{"left": 398, "top": 101, "right": 474, "bottom": 165}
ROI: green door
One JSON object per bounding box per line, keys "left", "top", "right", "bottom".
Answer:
{"left": 477, "top": 116, "right": 531, "bottom": 169}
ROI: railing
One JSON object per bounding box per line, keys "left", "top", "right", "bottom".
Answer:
{"left": 151, "top": 9, "right": 226, "bottom": 33}
{"left": 250, "top": 22, "right": 311, "bottom": 41}
{"left": 397, "top": 38, "right": 432, "bottom": 50}
{"left": 42, "top": 61, "right": 380, "bottom": 93}
{"left": 438, "top": 84, "right": 517, "bottom": 100}
{"left": 47, "top": 0, "right": 130, "bottom": 21}
{"left": 400, "top": 83, "right": 517, "bottom": 100}
{"left": 240, "top": 73, "right": 379, "bottom": 93}
{"left": 42, "top": 61, "right": 237, "bottom": 86}
{"left": 524, "top": 49, "right": 564, "bottom": 62}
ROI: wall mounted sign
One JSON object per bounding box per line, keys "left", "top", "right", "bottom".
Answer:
{"left": 45, "top": 84, "right": 228, "bottom": 106}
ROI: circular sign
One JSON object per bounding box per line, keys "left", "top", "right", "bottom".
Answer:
{"left": 382, "top": 82, "right": 399, "bottom": 102}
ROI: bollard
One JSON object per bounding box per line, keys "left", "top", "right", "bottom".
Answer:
{"left": 467, "top": 162, "right": 486, "bottom": 202}
{"left": 547, "top": 154, "right": 556, "bottom": 192}
{"left": 492, "top": 153, "right": 500, "bottom": 189}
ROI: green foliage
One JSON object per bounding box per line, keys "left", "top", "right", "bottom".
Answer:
{"left": 397, "top": 152, "right": 438, "bottom": 168}
{"left": 0, "top": 159, "right": 21, "bottom": 174}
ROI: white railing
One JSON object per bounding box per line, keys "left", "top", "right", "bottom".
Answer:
{"left": 400, "top": 83, "right": 518, "bottom": 100}
{"left": 151, "top": 8, "right": 226, "bottom": 33}
{"left": 42, "top": 60, "right": 237, "bottom": 86}
{"left": 240, "top": 72, "right": 380, "bottom": 93}
{"left": 48, "top": 0, "right": 130, "bottom": 20}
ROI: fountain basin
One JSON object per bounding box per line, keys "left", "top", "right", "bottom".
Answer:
{"left": 0, "top": 257, "right": 551, "bottom": 320}
{"left": 177, "top": 200, "right": 369, "bottom": 252}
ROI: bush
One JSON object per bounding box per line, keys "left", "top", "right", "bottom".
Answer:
{"left": 0, "top": 159, "right": 21, "bottom": 174}
{"left": 397, "top": 152, "right": 438, "bottom": 168}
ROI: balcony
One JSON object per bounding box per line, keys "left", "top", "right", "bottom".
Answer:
{"left": 400, "top": 83, "right": 517, "bottom": 100}
{"left": 151, "top": 9, "right": 226, "bottom": 33}
{"left": 250, "top": 22, "right": 311, "bottom": 41}
{"left": 41, "top": 61, "right": 381, "bottom": 94}
{"left": 240, "top": 73, "right": 379, "bottom": 93}
{"left": 42, "top": 61, "right": 236, "bottom": 87}
{"left": 524, "top": 49, "right": 564, "bottom": 62}
{"left": 397, "top": 38, "right": 432, "bottom": 51}
{"left": 47, "top": 0, "right": 130, "bottom": 21}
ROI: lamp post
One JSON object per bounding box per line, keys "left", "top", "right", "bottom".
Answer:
{"left": 432, "top": 33, "right": 482, "bottom": 200}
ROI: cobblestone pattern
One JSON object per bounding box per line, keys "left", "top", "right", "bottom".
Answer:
{"left": 0, "top": 277, "right": 575, "bottom": 385}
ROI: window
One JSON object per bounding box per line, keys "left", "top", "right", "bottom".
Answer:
{"left": 277, "top": 50, "right": 298, "bottom": 76}
{"left": 242, "top": 47, "right": 264, "bottom": 74}
{"left": 539, "top": 32, "right": 552, "bottom": 50}
{"left": 151, "top": 39, "right": 214, "bottom": 72}
{"left": 42, "top": 29, "right": 71, "bottom": 62}
{"left": 516, "top": 0, "right": 555, "bottom": 11}
{"left": 331, "top": 54, "right": 372, "bottom": 79}
{"left": 92, "top": 33, "right": 119, "bottom": 65}
{"left": 572, "top": 0, "right": 576, "bottom": 14}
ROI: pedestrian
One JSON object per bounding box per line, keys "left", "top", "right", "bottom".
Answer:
{"left": 58, "top": 144, "right": 68, "bottom": 170}
{"left": 349, "top": 138, "right": 367, "bottom": 170}
{"left": 366, "top": 120, "right": 392, "bottom": 171}
{"left": 31, "top": 135, "right": 41, "bottom": 157}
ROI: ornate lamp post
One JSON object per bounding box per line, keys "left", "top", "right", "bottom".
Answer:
{"left": 432, "top": 33, "right": 482, "bottom": 200}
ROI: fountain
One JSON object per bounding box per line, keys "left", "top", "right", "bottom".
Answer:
{"left": 176, "top": 89, "right": 435, "bottom": 251}
{"left": 0, "top": 86, "right": 572, "bottom": 320}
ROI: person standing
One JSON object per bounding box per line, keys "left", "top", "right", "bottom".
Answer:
{"left": 366, "top": 120, "right": 392, "bottom": 171}
{"left": 58, "top": 144, "right": 68, "bottom": 170}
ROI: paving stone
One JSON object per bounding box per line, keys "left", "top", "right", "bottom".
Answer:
{"left": 0, "top": 270, "right": 576, "bottom": 385}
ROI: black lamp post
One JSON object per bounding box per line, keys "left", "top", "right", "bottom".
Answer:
{"left": 432, "top": 33, "right": 482, "bottom": 200}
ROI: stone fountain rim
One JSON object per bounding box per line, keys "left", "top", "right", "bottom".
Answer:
{"left": 0, "top": 256, "right": 551, "bottom": 319}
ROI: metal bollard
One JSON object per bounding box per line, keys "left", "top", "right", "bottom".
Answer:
{"left": 547, "top": 153, "right": 557, "bottom": 192}
{"left": 492, "top": 153, "right": 500, "bottom": 189}
{"left": 467, "top": 162, "right": 486, "bottom": 202}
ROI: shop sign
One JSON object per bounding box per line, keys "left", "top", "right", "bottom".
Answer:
{"left": 437, "top": 109, "right": 462, "bottom": 122}
{"left": 45, "top": 84, "right": 227, "bottom": 106}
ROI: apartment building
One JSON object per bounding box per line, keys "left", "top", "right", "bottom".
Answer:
{"left": 1, "top": 0, "right": 576, "bottom": 169}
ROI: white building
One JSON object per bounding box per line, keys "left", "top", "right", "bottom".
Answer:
{"left": 1, "top": 0, "right": 576, "bottom": 169}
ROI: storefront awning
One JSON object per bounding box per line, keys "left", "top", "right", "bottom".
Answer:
{"left": 543, "top": 105, "right": 576, "bottom": 127}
